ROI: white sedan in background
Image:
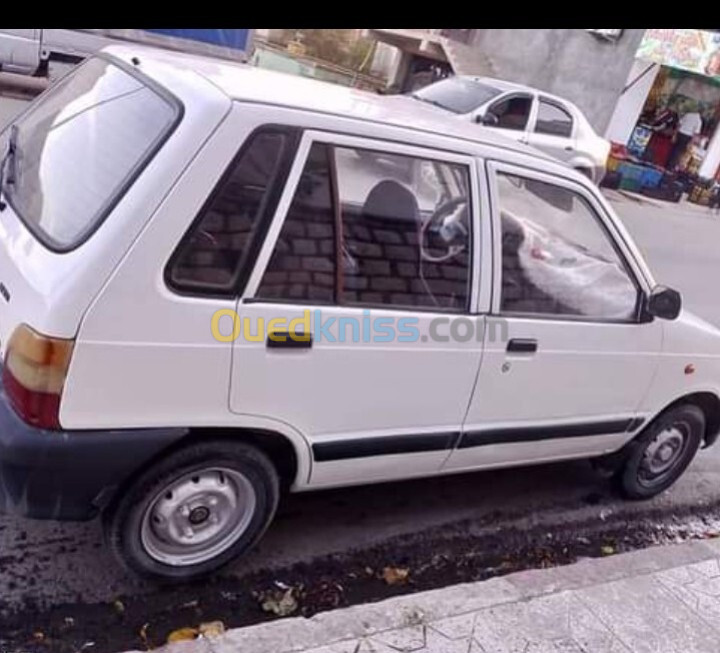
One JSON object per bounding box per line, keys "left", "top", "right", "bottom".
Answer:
{"left": 410, "top": 76, "right": 611, "bottom": 184}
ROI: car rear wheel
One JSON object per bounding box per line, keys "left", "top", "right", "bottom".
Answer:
{"left": 104, "top": 440, "right": 279, "bottom": 582}
{"left": 618, "top": 404, "right": 704, "bottom": 500}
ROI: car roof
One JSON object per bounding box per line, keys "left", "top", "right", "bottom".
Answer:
{"left": 102, "top": 45, "right": 559, "bottom": 165}
{"left": 463, "top": 76, "right": 530, "bottom": 93}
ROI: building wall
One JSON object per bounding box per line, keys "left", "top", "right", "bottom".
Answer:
{"left": 471, "top": 29, "right": 646, "bottom": 133}
{"left": 605, "top": 61, "right": 661, "bottom": 144}
{"left": 370, "top": 42, "right": 401, "bottom": 81}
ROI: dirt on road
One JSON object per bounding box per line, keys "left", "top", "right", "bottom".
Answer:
{"left": 3, "top": 488, "right": 720, "bottom": 653}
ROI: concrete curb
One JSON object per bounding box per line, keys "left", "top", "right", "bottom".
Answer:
{"left": 128, "top": 539, "right": 720, "bottom": 653}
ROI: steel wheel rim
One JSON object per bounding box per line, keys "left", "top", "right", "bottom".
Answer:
{"left": 140, "top": 467, "right": 257, "bottom": 567}
{"left": 638, "top": 422, "right": 689, "bottom": 489}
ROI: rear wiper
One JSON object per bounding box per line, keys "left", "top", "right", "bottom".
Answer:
{"left": 0, "top": 125, "right": 18, "bottom": 212}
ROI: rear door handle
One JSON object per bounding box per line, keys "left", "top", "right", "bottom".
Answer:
{"left": 266, "top": 330, "right": 313, "bottom": 349}
{"left": 507, "top": 338, "right": 537, "bottom": 353}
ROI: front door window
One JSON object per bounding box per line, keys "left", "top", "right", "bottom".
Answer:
{"left": 496, "top": 172, "right": 639, "bottom": 321}
{"left": 487, "top": 95, "right": 533, "bottom": 131}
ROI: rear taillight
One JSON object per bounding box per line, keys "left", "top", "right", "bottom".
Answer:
{"left": 3, "top": 324, "right": 74, "bottom": 429}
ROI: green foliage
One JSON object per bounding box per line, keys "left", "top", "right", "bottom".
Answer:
{"left": 295, "top": 29, "right": 375, "bottom": 71}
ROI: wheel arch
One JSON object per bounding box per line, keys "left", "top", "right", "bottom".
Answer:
{"left": 647, "top": 391, "right": 720, "bottom": 448}
{"left": 570, "top": 159, "right": 598, "bottom": 182}
{"left": 101, "top": 425, "right": 308, "bottom": 517}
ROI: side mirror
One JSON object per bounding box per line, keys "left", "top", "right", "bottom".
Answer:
{"left": 476, "top": 112, "right": 499, "bottom": 126}
{"left": 646, "top": 285, "right": 682, "bottom": 320}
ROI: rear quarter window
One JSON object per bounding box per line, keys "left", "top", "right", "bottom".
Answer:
{"left": 165, "top": 127, "right": 301, "bottom": 296}
{"left": 1, "top": 56, "right": 181, "bottom": 251}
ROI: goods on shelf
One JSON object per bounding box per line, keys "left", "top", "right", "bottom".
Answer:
{"left": 603, "top": 144, "right": 667, "bottom": 194}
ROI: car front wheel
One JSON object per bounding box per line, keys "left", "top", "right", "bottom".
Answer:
{"left": 619, "top": 404, "right": 704, "bottom": 500}
{"left": 105, "top": 440, "right": 280, "bottom": 582}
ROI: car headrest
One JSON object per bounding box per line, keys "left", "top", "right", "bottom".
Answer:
{"left": 362, "top": 180, "right": 419, "bottom": 223}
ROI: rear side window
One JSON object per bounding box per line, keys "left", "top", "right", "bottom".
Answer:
{"left": 336, "top": 148, "right": 470, "bottom": 311}
{"left": 167, "top": 128, "right": 299, "bottom": 295}
{"left": 535, "top": 100, "right": 573, "bottom": 137}
{"left": 4, "top": 56, "right": 179, "bottom": 251}
{"left": 257, "top": 142, "right": 472, "bottom": 312}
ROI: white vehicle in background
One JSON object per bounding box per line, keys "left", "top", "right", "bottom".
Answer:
{"left": 410, "top": 76, "right": 611, "bottom": 184}
{"left": 0, "top": 29, "right": 255, "bottom": 128}
{"left": 0, "top": 29, "right": 254, "bottom": 76}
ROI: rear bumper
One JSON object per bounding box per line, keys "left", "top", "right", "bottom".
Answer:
{"left": 0, "top": 380, "right": 187, "bottom": 521}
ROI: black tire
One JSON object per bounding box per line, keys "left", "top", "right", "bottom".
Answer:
{"left": 104, "top": 440, "right": 279, "bottom": 582}
{"left": 618, "top": 404, "right": 704, "bottom": 500}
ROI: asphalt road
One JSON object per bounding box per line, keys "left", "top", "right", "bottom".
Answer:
{"left": 2, "top": 192, "right": 720, "bottom": 615}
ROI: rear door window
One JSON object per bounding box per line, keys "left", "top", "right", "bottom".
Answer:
{"left": 2, "top": 56, "right": 180, "bottom": 251}
{"left": 535, "top": 100, "right": 574, "bottom": 137}
{"left": 256, "top": 142, "right": 472, "bottom": 312}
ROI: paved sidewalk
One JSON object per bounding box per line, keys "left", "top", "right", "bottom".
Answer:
{"left": 144, "top": 539, "right": 720, "bottom": 653}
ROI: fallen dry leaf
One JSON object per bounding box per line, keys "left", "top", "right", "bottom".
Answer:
{"left": 382, "top": 566, "right": 410, "bottom": 585}
{"left": 199, "top": 620, "right": 225, "bottom": 638}
{"left": 139, "top": 623, "right": 150, "bottom": 650}
{"left": 166, "top": 627, "right": 199, "bottom": 643}
{"left": 260, "top": 587, "right": 298, "bottom": 617}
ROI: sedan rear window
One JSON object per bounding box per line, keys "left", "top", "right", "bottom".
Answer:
{"left": 412, "top": 77, "right": 502, "bottom": 114}
{"left": 2, "top": 56, "right": 179, "bottom": 251}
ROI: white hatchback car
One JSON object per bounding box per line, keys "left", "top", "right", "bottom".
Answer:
{"left": 0, "top": 46, "right": 717, "bottom": 582}
{"left": 409, "top": 76, "right": 611, "bottom": 184}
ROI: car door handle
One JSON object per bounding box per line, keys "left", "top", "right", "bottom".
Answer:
{"left": 506, "top": 338, "right": 537, "bottom": 353}
{"left": 266, "top": 330, "right": 313, "bottom": 349}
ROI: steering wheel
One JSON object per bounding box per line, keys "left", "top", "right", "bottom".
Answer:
{"left": 420, "top": 196, "right": 469, "bottom": 263}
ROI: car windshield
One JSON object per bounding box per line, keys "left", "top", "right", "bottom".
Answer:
{"left": 412, "top": 77, "right": 503, "bottom": 114}
{"left": 0, "top": 56, "right": 178, "bottom": 250}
